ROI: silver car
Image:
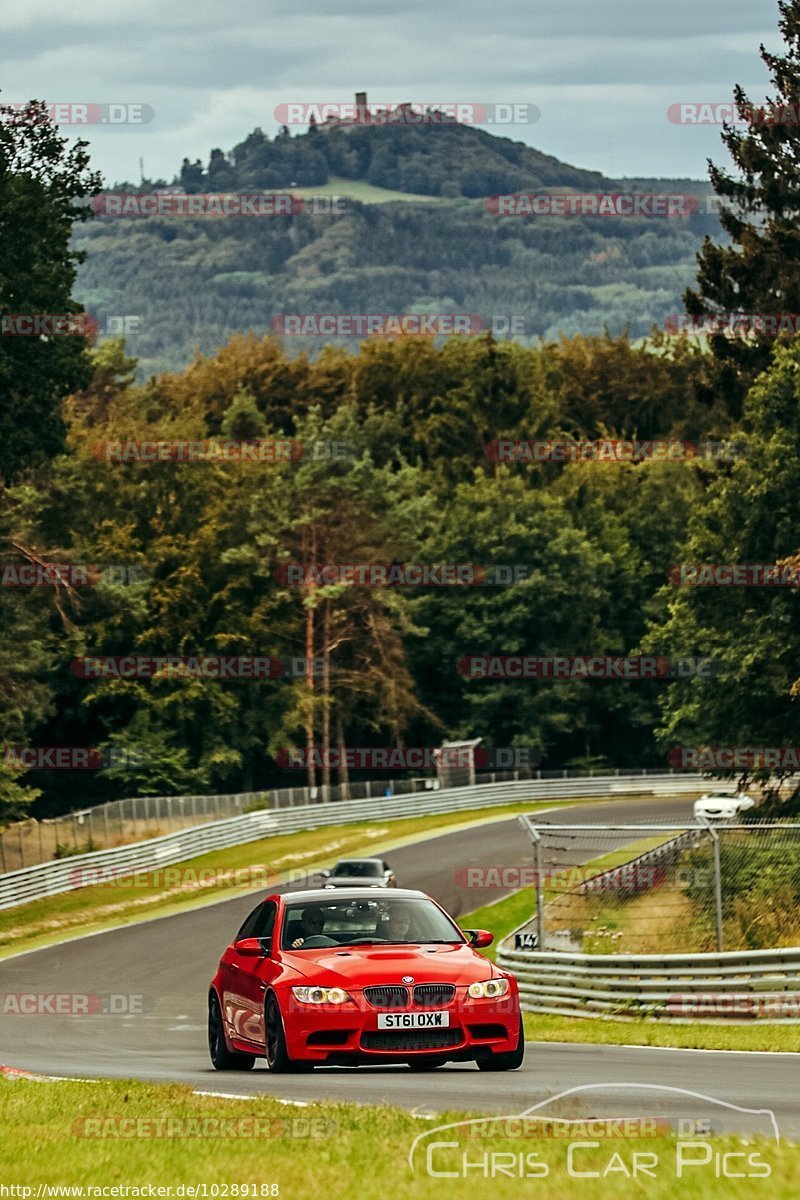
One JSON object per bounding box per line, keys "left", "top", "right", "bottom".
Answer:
{"left": 321, "top": 858, "right": 397, "bottom": 888}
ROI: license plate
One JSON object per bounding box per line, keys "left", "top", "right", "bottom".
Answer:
{"left": 377, "top": 1011, "right": 450, "bottom": 1029}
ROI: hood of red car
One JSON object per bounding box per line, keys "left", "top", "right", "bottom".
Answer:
{"left": 282, "top": 943, "right": 500, "bottom": 986}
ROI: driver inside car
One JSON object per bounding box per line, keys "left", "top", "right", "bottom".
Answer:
{"left": 378, "top": 908, "right": 414, "bottom": 941}
{"left": 290, "top": 908, "right": 337, "bottom": 948}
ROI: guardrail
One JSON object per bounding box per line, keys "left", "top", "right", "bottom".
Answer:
{"left": 0, "top": 809, "right": 280, "bottom": 911}
{"left": 0, "top": 772, "right": 706, "bottom": 911}
{"left": 497, "top": 943, "right": 800, "bottom": 1021}
{"left": 0, "top": 765, "right": 690, "bottom": 873}
{"left": 498, "top": 819, "right": 800, "bottom": 1022}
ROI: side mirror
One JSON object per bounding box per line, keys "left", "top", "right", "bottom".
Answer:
{"left": 465, "top": 929, "right": 494, "bottom": 949}
{"left": 320, "top": 869, "right": 331, "bottom": 880}
{"left": 234, "top": 937, "right": 269, "bottom": 957}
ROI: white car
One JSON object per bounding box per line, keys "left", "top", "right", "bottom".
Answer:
{"left": 694, "top": 792, "right": 756, "bottom": 821}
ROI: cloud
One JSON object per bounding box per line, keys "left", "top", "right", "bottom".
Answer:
{"left": 0, "top": 0, "right": 780, "bottom": 183}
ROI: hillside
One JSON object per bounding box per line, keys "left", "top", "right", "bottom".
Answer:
{"left": 74, "top": 121, "right": 721, "bottom": 376}
{"left": 174, "top": 119, "right": 614, "bottom": 197}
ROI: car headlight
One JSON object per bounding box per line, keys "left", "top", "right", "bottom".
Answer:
{"left": 291, "top": 986, "right": 352, "bottom": 1005}
{"left": 467, "top": 978, "right": 510, "bottom": 999}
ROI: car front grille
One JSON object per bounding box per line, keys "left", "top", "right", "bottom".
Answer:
{"left": 363, "top": 985, "right": 410, "bottom": 1009}
{"left": 361, "top": 1028, "right": 463, "bottom": 1051}
{"left": 413, "top": 984, "right": 455, "bottom": 1007}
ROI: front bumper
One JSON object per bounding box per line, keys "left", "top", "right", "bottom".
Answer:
{"left": 281, "top": 988, "right": 520, "bottom": 1062}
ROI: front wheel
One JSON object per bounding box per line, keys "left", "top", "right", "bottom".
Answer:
{"left": 476, "top": 1016, "right": 525, "bottom": 1072}
{"left": 264, "top": 994, "right": 313, "bottom": 1073}
{"left": 208, "top": 993, "right": 255, "bottom": 1071}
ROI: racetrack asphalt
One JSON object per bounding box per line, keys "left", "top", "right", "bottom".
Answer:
{"left": 0, "top": 795, "right": 797, "bottom": 1135}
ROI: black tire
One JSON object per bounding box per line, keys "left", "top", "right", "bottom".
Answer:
{"left": 264, "top": 993, "right": 313, "bottom": 1073}
{"left": 208, "top": 993, "right": 255, "bottom": 1071}
{"left": 476, "top": 1017, "right": 525, "bottom": 1072}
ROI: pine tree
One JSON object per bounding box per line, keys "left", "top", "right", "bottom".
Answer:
{"left": 685, "top": 0, "right": 800, "bottom": 391}
{"left": 0, "top": 101, "right": 101, "bottom": 481}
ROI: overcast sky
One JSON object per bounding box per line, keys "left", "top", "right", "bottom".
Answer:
{"left": 1, "top": 0, "right": 783, "bottom": 185}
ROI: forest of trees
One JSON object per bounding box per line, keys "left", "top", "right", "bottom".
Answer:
{"left": 74, "top": 195, "right": 722, "bottom": 379}
{"left": 0, "top": 323, "right": 792, "bottom": 819}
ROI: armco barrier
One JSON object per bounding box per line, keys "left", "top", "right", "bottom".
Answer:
{"left": 496, "top": 943, "right": 800, "bottom": 1021}
{"left": 0, "top": 772, "right": 706, "bottom": 910}
{"left": 0, "top": 766, "right": 690, "bottom": 873}
{"left": 0, "top": 809, "right": 279, "bottom": 910}
{"left": 498, "top": 820, "right": 800, "bottom": 1022}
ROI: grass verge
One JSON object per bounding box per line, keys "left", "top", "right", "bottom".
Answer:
{"left": 522, "top": 1012, "right": 800, "bottom": 1052}
{"left": 0, "top": 1076, "right": 792, "bottom": 1198}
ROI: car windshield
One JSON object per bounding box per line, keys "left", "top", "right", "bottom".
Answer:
{"left": 332, "top": 861, "right": 382, "bottom": 877}
{"left": 281, "top": 897, "right": 465, "bottom": 949}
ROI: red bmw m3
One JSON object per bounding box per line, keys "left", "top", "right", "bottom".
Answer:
{"left": 208, "top": 888, "right": 524, "bottom": 1072}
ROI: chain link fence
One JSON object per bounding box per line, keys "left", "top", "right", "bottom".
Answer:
{"left": 514, "top": 819, "right": 800, "bottom": 954}
{"left": 0, "top": 791, "right": 255, "bottom": 873}
{"left": 0, "top": 766, "right": 683, "bottom": 874}
{"left": 0, "top": 773, "right": 456, "bottom": 872}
